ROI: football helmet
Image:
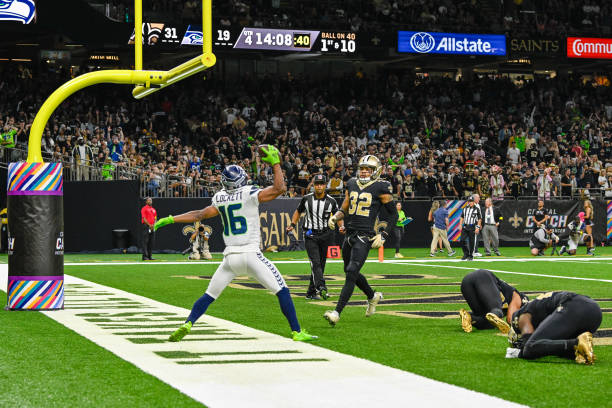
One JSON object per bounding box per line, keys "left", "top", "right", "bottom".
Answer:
{"left": 221, "top": 165, "right": 248, "bottom": 191}
{"left": 357, "top": 155, "right": 382, "bottom": 184}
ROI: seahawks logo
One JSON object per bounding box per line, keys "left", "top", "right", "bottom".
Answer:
{"left": 0, "top": 0, "right": 35, "bottom": 24}
{"left": 181, "top": 26, "right": 203, "bottom": 45}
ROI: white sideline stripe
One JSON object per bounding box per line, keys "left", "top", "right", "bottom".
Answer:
{"left": 386, "top": 262, "right": 612, "bottom": 283}
{"left": 0, "top": 265, "right": 525, "bottom": 408}
{"left": 64, "top": 256, "right": 612, "bottom": 267}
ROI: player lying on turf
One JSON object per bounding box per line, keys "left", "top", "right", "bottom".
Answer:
{"left": 459, "top": 269, "right": 529, "bottom": 333}
{"left": 154, "top": 145, "right": 317, "bottom": 342}
{"left": 506, "top": 291, "right": 601, "bottom": 364}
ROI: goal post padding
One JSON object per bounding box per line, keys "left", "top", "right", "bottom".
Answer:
{"left": 6, "top": 162, "right": 64, "bottom": 310}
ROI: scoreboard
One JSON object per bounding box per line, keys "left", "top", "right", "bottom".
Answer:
{"left": 129, "top": 23, "right": 358, "bottom": 54}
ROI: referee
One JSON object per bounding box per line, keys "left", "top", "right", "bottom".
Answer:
{"left": 287, "top": 174, "right": 338, "bottom": 300}
{"left": 460, "top": 195, "right": 481, "bottom": 261}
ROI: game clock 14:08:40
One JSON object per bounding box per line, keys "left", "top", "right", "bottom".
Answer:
{"left": 232, "top": 27, "right": 357, "bottom": 53}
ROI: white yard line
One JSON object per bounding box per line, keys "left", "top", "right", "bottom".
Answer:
{"left": 385, "top": 262, "right": 612, "bottom": 283}
{"left": 62, "top": 256, "right": 612, "bottom": 267}
{"left": 0, "top": 265, "right": 525, "bottom": 408}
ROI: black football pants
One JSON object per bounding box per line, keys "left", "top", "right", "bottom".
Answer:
{"left": 304, "top": 230, "right": 333, "bottom": 295}
{"left": 460, "top": 269, "right": 503, "bottom": 330}
{"left": 142, "top": 225, "right": 154, "bottom": 260}
{"left": 521, "top": 295, "right": 602, "bottom": 360}
{"left": 461, "top": 228, "right": 475, "bottom": 258}
{"left": 335, "top": 231, "right": 375, "bottom": 314}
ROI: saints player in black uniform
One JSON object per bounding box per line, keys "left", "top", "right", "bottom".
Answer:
{"left": 323, "top": 155, "right": 398, "bottom": 326}
{"left": 459, "top": 269, "right": 529, "bottom": 333}
{"left": 508, "top": 291, "right": 601, "bottom": 364}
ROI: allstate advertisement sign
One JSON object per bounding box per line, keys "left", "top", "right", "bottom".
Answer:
{"left": 398, "top": 31, "right": 506, "bottom": 56}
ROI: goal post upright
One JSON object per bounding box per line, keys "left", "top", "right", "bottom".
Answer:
{"left": 7, "top": 0, "right": 216, "bottom": 310}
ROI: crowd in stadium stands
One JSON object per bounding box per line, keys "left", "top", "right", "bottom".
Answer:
{"left": 1, "top": 63, "right": 611, "bottom": 199}
{"left": 100, "top": 0, "right": 611, "bottom": 36}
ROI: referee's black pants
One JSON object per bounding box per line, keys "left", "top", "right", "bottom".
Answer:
{"left": 335, "top": 231, "right": 375, "bottom": 314}
{"left": 461, "top": 227, "right": 476, "bottom": 258}
{"left": 521, "top": 295, "right": 602, "bottom": 360}
{"left": 460, "top": 269, "right": 503, "bottom": 330}
{"left": 304, "top": 230, "right": 333, "bottom": 296}
{"left": 142, "top": 224, "right": 154, "bottom": 260}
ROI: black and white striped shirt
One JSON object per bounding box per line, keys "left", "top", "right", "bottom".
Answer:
{"left": 461, "top": 204, "right": 482, "bottom": 229}
{"left": 296, "top": 193, "right": 338, "bottom": 231}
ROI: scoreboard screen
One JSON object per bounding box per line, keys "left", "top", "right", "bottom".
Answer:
{"left": 129, "top": 23, "right": 358, "bottom": 54}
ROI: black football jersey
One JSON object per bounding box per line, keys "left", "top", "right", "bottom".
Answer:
{"left": 512, "top": 291, "right": 577, "bottom": 331}
{"left": 345, "top": 177, "right": 393, "bottom": 232}
{"left": 495, "top": 275, "right": 518, "bottom": 311}
{"left": 533, "top": 208, "right": 549, "bottom": 223}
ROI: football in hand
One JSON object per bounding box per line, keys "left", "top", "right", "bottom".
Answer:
{"left": 258, "top": 144, "right": 282, "bottom": 164}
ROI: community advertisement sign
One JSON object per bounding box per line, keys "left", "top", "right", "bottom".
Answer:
{"left": 567, "top": 37, "right": 612, "bottom": 59}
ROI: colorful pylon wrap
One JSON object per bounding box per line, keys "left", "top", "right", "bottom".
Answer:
{"left": 7, "top": 162, "right": 64, "bottom": 310}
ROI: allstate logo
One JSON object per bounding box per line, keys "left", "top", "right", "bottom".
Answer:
{"left": 0, "top": 0, "right": 36, "bottom": 24}
{"left": 410, "top": 32, "right": 435, "bottom": 53}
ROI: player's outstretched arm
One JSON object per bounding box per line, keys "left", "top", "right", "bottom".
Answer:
{"left": 155, "top": 206, "right": 219, "bottom": 231}
{"left": 259, "top": 163, "right": 286, "bottom": 203}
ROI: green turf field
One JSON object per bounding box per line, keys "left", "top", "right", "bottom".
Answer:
{"left": 1, "top": 248, "right": 611, "bottom": 407}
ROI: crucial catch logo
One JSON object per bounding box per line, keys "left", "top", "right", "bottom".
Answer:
{"left": 398, "top": 31, "right": 506, "bottom": 56}
{"left": 0, "top": 0, "right": 36, "bottom": 24}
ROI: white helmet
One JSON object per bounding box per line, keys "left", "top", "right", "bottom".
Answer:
{"left": 357, "top": 155, "right": 382, "bottom": 184}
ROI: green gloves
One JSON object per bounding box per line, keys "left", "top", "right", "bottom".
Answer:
{"left": 259, "top": 145, "right": 281, "bottom": 166}
{"left": 154, "top": 215, "right": 174, "bottom": 231}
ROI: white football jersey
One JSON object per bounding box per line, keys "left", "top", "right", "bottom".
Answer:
{"left": 212, "top": 185, "right": 261, "bottom": 254}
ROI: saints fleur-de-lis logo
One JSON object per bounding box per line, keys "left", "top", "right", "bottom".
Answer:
{"left": 374, "top": 218, "right": 388, "bottom": 234}
{"left": 509, "top": 212, "right": 523, "bottom": 229}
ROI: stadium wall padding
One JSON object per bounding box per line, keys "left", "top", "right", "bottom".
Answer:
{"left": 61, "top": 180, "right": 608, "bottom": 252}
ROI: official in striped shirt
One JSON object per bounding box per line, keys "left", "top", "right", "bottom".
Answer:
{"left": 460, "top": 196, "right": 482, "bottom": 261}
{"left": 287, "top": 174, "right": 338, "bottom": 300}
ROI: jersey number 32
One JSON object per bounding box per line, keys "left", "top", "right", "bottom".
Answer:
{"left": 348, "top": 191, "right": 372, "bottom": 217}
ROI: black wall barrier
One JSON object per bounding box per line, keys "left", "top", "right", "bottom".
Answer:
{"left": 61, "top": 181, "right": 608, "bottom": 252}
{"left": 64, "top": 180, "right": 141, "bottom": 252}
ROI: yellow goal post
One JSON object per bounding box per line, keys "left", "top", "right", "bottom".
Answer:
{"left": 26, "top": 0, "right": 216, "bottom": 163}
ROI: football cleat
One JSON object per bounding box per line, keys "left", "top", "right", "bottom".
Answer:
{"left": 394, "top": 253, "right": 404, "bottom": 258}
{"left": 448, "top": 250, "right": 456, "bottom": 257}
{"left": 586, "top": 248, "right": 595, "bottom": 256}
{"left": 366, "top": 292, "right": 383, "bottom": 317}
{"left": 559, "top": 245, "right": 567, "bottom": 255}
{"left": 574, "top": 332, "right": 594, "bottom": 365}
{"left": 292, "top": 330, "right": 318, "bottom": 342}
{"left": 324, "top": 310, "right": 340, "bottom": 326}
{"left": 473, "top": 252, "right": 482, "bottom": 257}
{"left": 486, "top": 313, "right": 510, "bottom": 334}
{"left": 169, "top": 321, "right": 192, "bottom": 342}
{"left": 459, "top": 308, "right": 473, "bottom": 333}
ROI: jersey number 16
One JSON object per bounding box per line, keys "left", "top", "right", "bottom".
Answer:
{"left": 218, "top": 204, "right": 247, "bottom": 235}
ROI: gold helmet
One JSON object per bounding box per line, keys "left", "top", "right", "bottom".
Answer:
{"left": 357, "top": 155, "right": 382, "bottom": 184}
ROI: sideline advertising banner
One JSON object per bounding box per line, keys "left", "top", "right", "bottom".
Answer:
{"left": 567, "top": 37, "right": 612, "bottom": 59}
{"left": 509, "top": 37, "right": 561, "bottom": 57}
{"left": 496, "top": 200, "right": 580, "bottom": 241}
{"left": 398, "top": 31, "right": 506, "bottom": 56}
